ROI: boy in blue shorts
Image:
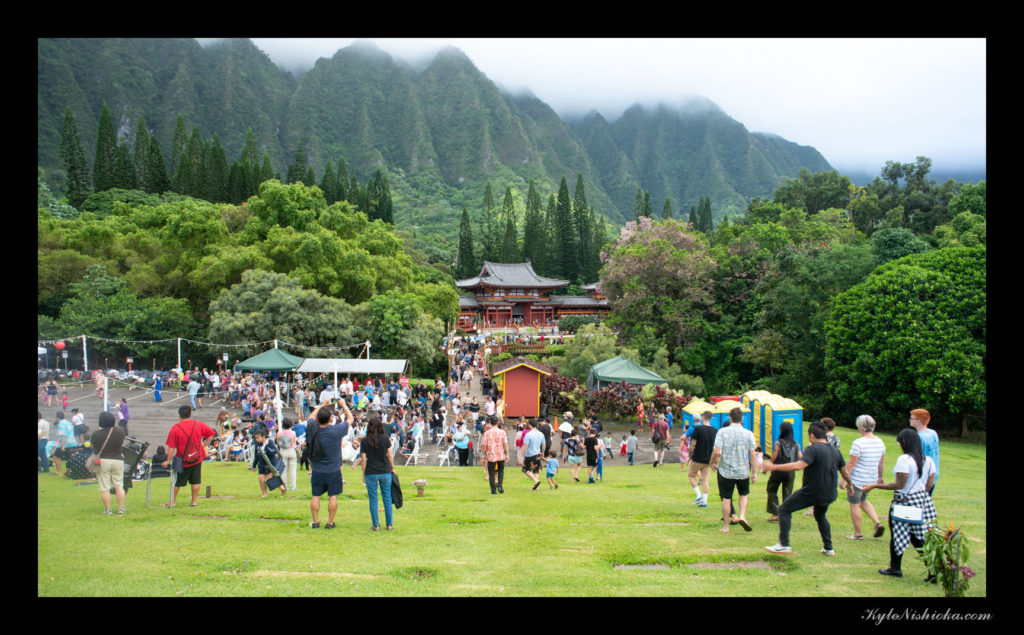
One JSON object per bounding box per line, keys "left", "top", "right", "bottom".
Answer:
{"left": 545, "top": 450, "right": 559, "bottom": 489}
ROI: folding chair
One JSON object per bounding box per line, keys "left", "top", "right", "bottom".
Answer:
{"left": 145, "top": 460, "right": 175, "bottom": 508}
{"left": 404, "top": 438, "right": 423, "bottom": 465}
{"left": 438, "top": 443, "right": 453, "bottom": 466}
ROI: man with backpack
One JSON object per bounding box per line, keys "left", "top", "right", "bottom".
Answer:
{"left": 649, "top": 413, "right": 671, "bottom": 467}
{"left": 163, "top": 405, "right": 217, "bottom": 508}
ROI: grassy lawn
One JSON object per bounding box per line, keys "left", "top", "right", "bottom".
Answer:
{"left": 37, "top": 425, "right": 985, "bottom": 597}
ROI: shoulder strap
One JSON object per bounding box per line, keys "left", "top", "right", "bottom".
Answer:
{"left": 96, "top": 426, "right": 116, "bottom": 457}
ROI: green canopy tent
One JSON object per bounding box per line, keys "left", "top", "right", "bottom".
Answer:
{"left": 233, "top": 348, "right": 304, "bottom": 371}
{"left": 585, "top": 355, "right": 667, "bottom": 390}
{"left": 233, "top": 348, "right": 305, "bottom": 412}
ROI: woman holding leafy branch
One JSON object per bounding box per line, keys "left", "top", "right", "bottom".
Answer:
{"left": 861, "top": 428, "right": 936, "bottom": 580}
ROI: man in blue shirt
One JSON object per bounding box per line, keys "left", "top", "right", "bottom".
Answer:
{"left": 521, "top": 420, "right": 546, "bottom": 490}
{"left": 306, "top": 400, "right": 352, "bottom": 529}
{"left": 910, "top": 409, "right": 939, "bottom": 496}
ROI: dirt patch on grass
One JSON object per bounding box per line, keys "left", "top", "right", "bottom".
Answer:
{"left": 190, "top": 515, "right": 229, "bottom": 519}
{"left": 687, "top": 561, "right": 772, "bottom": 570}
{"left": 614, "top": 563, "right": 670, "bottom": 570}
{"left": 250, "top": 569, "right": 378, "bottom": 580}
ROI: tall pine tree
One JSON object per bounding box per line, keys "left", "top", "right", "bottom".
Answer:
{"left": 93, "top": 103, "right": 118, "bottom": 193}
{"left": 522, "top": 180, "right": 545, "bottom": 268}
{"left": 132, "top": 116, "right": 150, "bottom": 192}
{"left": 662, "top": 198, "right": 673, "bottom": 220}
{"left": 481, "top": 182, "right": 496, "bottom": 263}
{"left": 500, "top": 186, "right": 519, "bottom": 262}
{"left": 456, "top": 207, "right": 476, "bottom": 279}
{"left": 146, "top": 134, "right": 170, "bottom": 194}
{"left": 555, "top": 177, "right": 578, "bottom": 283}
{"left": 573, "top": 174, "right": 590, "bottom": 282}
{"left": 59, "top": 106, "right": 91, "bottom": 208}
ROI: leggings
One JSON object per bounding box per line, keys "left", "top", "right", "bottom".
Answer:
{"left": 888, "top": 515, "right": 926, "bottom": 571}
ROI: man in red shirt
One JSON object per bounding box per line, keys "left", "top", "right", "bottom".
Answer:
{"left": 162, "top": 405, "right": 216, "bottom": 508}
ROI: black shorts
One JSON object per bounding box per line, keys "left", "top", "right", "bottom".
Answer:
{"left": 54, "top": 447, "right": 76, "bottom": 461}
{"left": 73, "top": 424, "right": 87, "bottom": 437}
{"left": 716, "top": 473, "right": 750, "bottom": 500}
{"left": 523, "top": 455, "right": 541, "bottom": 474}
{"left": 311, "top": 470, "right": 343, "bottom": 497}
{"left": 175, "top": 462, "right": 203, "bottom": 487}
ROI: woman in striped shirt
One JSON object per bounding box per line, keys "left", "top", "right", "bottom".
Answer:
{"left": 843, "top": 415, "right": 886, "bottom": 540}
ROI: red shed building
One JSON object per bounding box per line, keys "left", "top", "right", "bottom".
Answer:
{"left": 490, "top": 356, "right": 553, "bottom": 419}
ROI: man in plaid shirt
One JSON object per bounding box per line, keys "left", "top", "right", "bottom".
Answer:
{"left": 481, "top": 417, "right": 509, "bottom": 495}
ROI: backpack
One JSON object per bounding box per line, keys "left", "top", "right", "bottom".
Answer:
{"left": 777, "top": 439, "right": 799, "bottom": 465}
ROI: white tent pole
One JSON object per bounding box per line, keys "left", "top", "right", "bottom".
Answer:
{"left": 82, "top": 335, "right": 89, "bottom": 373}
{"left": 103, "top": 375, "right": 109, "bottom": 412}
{"left": 177, "top": 338, "right": 181, "bottom": 371}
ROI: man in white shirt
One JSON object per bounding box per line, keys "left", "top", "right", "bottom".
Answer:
{"left": 710, "top": 408, "right": 757, "bottom": 533}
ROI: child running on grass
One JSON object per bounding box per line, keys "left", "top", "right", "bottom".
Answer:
{"left": 545, "top": 450, "right": 559, "bottom": 489}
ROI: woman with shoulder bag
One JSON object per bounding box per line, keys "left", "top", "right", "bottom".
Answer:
{"left": 90, "top": 411, "right": 127, "bottom": 515}
{"left": 861, "top": 428, "right": 937, "bottom": 580}
{"left": 277, "top": 418, "right": 299, "bottom": 491}
{"left": 766, "top": 421, "right": 801, "bottom": 522}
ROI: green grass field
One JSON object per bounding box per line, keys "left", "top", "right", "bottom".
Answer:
{"left": 37, "top": 425, "right": 985, "bottom": 597}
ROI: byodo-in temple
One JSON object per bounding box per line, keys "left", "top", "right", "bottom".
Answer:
{"left": 456, "top": 261, "right": 609, "bottom": 330}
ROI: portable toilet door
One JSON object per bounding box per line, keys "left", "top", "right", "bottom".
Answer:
{"left": 763, "top": 395, "right": 803, "bottom": 454}
{"left": 741, "top": 390, "right": 773, "bottom": 450}
{"left": 710, "top": 400, "right": 750, "bottom": 431}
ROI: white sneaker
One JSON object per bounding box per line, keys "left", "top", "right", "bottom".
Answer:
{"left": 764, "top": 544, "right": 793, "bottom": 554}
{"left": 820, "top": 548, "right": 835, "bottom": 557}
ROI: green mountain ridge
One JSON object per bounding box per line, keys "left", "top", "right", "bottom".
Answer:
{"left": 38, "top": 37, "right": 834, "bottom": 234}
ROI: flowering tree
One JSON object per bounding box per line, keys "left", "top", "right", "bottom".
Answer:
{"left": 600, "top": 217, "right": 716, "bottom": 349}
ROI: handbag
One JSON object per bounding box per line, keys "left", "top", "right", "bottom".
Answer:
{"left": 257, "top": 445, "right": 284, "bottom": 491}
{"left": 891, "top": 503, "right": 924, "bottom": 525}
{"left": 86, "top": 427, "right": 116, "bottom": 475}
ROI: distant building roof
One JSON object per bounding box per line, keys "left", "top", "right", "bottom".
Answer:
{"left": 535, "top": 296, "right": 608, "bottom": 307}
{"left": 490, "top": 356, "right": 554, "bottom": 377}
{"left": 456, "top": 261, "right": 569, "bottom": 289}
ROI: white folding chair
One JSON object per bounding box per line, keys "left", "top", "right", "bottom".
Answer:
{"left": 404, "top": 438, "right": 423, "bottom": 465}
{"left": 438, "top": 444, "right": 452, "bottom": 466}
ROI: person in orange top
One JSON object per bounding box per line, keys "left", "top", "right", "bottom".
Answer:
{"left": 481, "top": 417, "right": 510, "bottom": 494}
{"left": 637, "top": 401, "right": 646, "bottom": 431}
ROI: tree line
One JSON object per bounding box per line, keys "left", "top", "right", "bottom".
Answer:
{"left": 455, "top": 175, "right": 605, "bottom": 286}
{"left": 58, "top": 105, "right": 394, "bottom": 224}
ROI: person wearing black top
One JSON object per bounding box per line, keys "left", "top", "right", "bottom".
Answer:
{"left": 766, "top": 421, "right": 802, "bottom": 521}
{"left": 761, "top": 421, "right": 851, "bottom": 556}
{"left": 359, "top": 414, "right": 396, "bottom": 531}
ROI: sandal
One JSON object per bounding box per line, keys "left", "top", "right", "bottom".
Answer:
{"left": 846, "top": 534, "right": 864, "bottom": 540}
{"left": 873, "top": 523, "right": 885, "bottom": 538}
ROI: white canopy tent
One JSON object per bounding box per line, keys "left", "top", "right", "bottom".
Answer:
{"left": 296, "top": 358, "right": 408, "bottom": 375}
{"left": 296, "top": 358, "right": 409, "bottom": 397}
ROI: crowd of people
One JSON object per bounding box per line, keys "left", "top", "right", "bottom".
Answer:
{"left": 39, "top": 341, "right": 945, "bottom": 582}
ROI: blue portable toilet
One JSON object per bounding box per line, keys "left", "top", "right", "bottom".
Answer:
{"left": 681, "top": 399, "right": 713, "bottom": 431}
{"left": 710, "top": 400, "right": 751, "bottom": 431}
{"left": 762, "top": 394, "right": 804, "bottom": 454}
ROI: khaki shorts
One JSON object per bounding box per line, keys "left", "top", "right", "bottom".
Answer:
{"left": 97, "top": 458, "right": 124, "bottom": 491}
{"left": 688, "top": 461, "right": 710, "bottom": 480}
{"left": 847, "top": 485, "right": 870, "bottom": 504}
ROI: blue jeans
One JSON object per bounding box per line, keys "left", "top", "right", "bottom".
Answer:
{"left": 365, "top": 472, "right": 393, "bottom": 528}
{"left": 189, "top": 394, "right": 197, "bottom": 409}
{"left": 38, "top": 439, "right": 50, "bottom": 472}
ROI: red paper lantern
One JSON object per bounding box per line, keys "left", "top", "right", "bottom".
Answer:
{"left": 55, "top": 341, "right": 66, "bottom": 351}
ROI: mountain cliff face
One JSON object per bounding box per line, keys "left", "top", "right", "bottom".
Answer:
{"left": 38, "top": 38, "right": 833, "bottom": 230}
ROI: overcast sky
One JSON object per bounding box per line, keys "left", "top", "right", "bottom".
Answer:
{"left": 203, "top": 38, "right": 986, "bottom": 176}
